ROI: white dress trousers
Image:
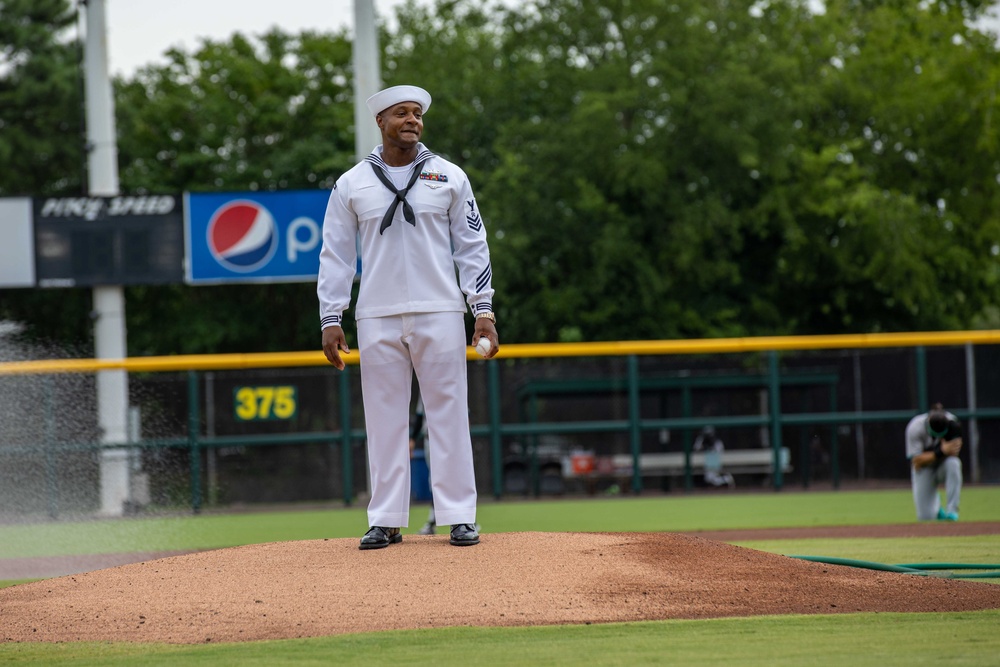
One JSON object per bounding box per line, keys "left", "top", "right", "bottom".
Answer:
{"left": 357, "top": 311, "right": 477, "bottom": 528}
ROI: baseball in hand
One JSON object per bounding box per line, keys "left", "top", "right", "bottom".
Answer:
{"left": 476, "top": 337, "right": 492, "bottom": 357}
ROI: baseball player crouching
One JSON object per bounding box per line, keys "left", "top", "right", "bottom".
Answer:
{"left": 905, "top": 403, "right": 963, "bottom": 521}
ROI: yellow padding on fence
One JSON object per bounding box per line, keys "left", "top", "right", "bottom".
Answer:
{"left": 1, "top": 329, "right": 999, "bottom": 375}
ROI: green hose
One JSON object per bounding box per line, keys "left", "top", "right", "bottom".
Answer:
{"left": 788, "top": 556, "right": 1000, "bottom": 580}
{"left": 895, "top": 563, "right": 1000, "bottom": 571}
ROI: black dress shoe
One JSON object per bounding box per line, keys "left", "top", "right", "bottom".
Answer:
{"left": 359, "top": 526, "right": 401, "bottom": 550}
{"left": 449, "top": 523, "right": 480, "bottom": 546}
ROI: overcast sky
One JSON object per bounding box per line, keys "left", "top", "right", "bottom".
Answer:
{"left": 104, "top": 0, "right": 401, "bottom": 77}
{"left": 102, "top": 0, "right": 999, "bottom": 79}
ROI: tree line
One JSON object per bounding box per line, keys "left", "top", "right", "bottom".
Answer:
{"left": 2, "top": 0, "right": 999, "bottom": 355}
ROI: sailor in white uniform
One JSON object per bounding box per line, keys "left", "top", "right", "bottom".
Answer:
{"left": 318, "top": 85, "right": 498, "bottom": 549}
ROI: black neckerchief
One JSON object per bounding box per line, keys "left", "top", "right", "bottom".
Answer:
{"left": 371, "top": 159, "right": 427, "bottom": 235}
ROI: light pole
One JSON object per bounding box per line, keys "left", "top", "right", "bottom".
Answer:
{"left": 83, "top": 0, "right": 131, "bottom": 516}
{"left": 353, "top": 0, "right": 382, "bottom": 161}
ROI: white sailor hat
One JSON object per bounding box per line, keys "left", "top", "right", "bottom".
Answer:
{"left": 365, "top": 85, "right": 432, "bottom": 117}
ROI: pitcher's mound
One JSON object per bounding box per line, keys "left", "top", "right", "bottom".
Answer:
{"left": 2, "top": 532, "right": 998, "bottom": 644}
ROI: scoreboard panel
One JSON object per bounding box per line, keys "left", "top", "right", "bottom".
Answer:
{"left": 33, "top": 195, "right": 184, "bottom": 287}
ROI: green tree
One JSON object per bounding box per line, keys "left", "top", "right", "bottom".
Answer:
{"left": 466, "top": 0, "right": 1000, "bottom": 341}
{"left": 381, "top": 0, "right": 510, "bottom": 177}
{"left": 0, "top": 0, "right": 84, "bottom": 197}
{"left": 115, "top": 28, "right": 356, "bottom": 193}
{"left": 0, "top": 0, "right": 93, "bottom": 349}
{"left": 473, "top": 0, "right": 823, "bottom": 341}
{"left": 762, "top": 1, "right": 1000, "bottom": 332}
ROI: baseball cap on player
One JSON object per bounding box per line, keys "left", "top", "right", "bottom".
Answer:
{"left": 927, "top": 409, "right": 949, "bottom": 437}
{"left": 366, "top": 85, "right": 432, "bottom": 117}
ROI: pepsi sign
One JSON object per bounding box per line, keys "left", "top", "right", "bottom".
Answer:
{"left": 186, "top": 190, "right": 328, "bottom": 284}
{"left": 207, "top": 200, "right": 279, "bottom": 272}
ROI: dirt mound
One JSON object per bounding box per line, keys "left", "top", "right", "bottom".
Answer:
{"left": 2, "top": 532, "right": 998, "bottom": 644}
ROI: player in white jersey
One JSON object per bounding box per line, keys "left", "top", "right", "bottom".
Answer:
{"left": 317, "top": 85, "right": 498, "bottom": 549}
{"left": 904, "top": 403, "right": 963, "bottom": 521}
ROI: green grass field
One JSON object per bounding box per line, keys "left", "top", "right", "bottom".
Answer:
{"left": 1, "top": 486, "right": 998, "bottom": 666}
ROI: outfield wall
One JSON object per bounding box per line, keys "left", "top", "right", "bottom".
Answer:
{"left": 1, "top": 331, "right": 998, "bottom": 517}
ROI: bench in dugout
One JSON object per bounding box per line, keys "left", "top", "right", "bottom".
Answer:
{"left": 563, "top": 447, "right": 792, "bottom": 480}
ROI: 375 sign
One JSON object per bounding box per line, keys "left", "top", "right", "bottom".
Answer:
{"left": 233, "top": 385, "right": 298, "bottom": 421}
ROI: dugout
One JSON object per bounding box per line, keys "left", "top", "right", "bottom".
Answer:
{"left": 505, "top": 368, "right": 836, "bottom": 495}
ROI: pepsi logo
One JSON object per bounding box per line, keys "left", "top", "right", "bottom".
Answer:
{"left": 206, "top": 200, "right": 278, "bottom": 272}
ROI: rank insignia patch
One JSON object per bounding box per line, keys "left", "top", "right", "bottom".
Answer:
{"left": 419, "top": 171, "right": 448, "bottom": 182}
{"left": 466, "top": 199, "right": 482, "bottom": 232}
